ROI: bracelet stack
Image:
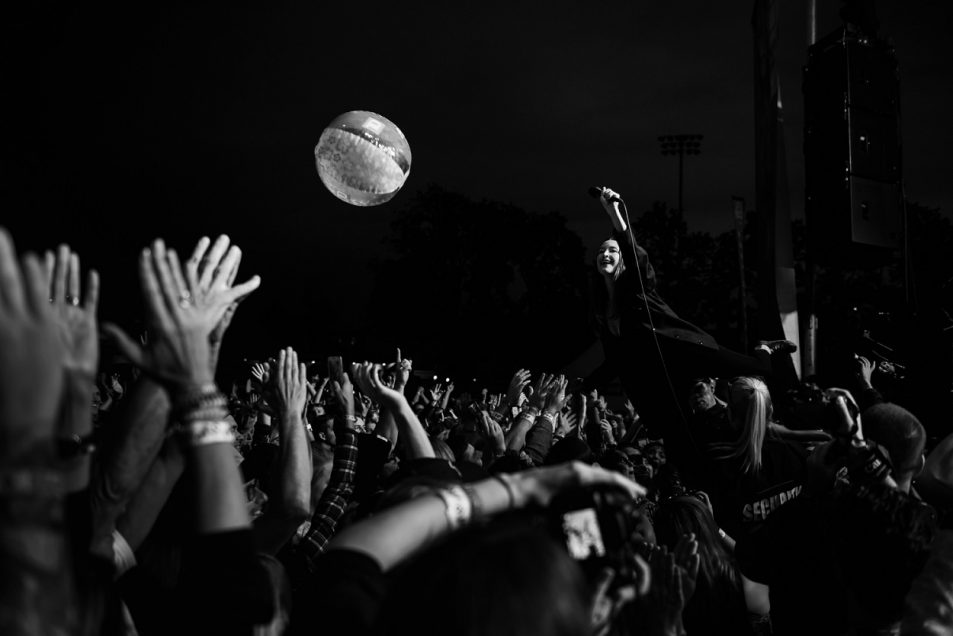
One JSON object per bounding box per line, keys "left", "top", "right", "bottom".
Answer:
{"left": 173, "top": 383, "right": 228, "bottom": 423}
{"left": 173, "top": 383, "right": 235, "bottom": 447}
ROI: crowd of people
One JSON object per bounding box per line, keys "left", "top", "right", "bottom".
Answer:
{"left": 1, "top": 218, "right": 952, "bottom": 636}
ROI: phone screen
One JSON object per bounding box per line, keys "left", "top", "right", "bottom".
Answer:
{"left": 562, "top": 508, "right": 606, "bottom": 560}
{"left": 327, "top": 356, "right": 344, "bottom": 384}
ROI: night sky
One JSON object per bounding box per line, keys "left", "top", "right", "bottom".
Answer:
{"left": 3, "top": 1, "right": 951, "bottom": 365}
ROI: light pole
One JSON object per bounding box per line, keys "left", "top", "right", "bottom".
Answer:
{"left": 658, "top": 134, "right": 703, "bottom": 214}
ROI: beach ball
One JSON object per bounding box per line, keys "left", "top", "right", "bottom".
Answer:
{"left": 314, "top": 110, "right": 412, "bottom": 206}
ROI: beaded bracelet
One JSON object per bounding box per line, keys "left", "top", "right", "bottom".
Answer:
{"left": 434, "top": 485, "right": 473, "bottom": 530}
{"left": 173, "top": 383, "right": 226, "bottom": 421}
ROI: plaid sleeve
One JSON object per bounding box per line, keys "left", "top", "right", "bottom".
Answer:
{"left": 296, "top": 430, "right": 358, "bottom": 566}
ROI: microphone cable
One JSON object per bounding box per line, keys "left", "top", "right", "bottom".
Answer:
{"left": 612, "top": 196, "right": 692, "bottom": 430}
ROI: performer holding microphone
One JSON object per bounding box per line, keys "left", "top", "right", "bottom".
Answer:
{"left": 586, "top": 186, "right": 796, "bottom": 468}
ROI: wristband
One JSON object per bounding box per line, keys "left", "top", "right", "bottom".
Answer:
{"left": 539, "top": 412, "right": 556, "bottom": 431}
{"left": 434, "top": 485, "right": 472, "bottom": 531}
{"left": 518, "top": 407, "right": 539, "bottom": 423}
{"left": 177, "top": 420, "right": 236, "bottom": 447}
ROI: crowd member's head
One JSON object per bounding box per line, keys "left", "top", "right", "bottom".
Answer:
{"left": 621, "top": 445, "right": 655, "bottom": 483}
{"left": 861, "top": 402, "right": 926, "bottom": 493}
{"left": 544, "top": 437, "right": 594, "bottom": 466}
{"left": 726, "top": 376, "right": 772, "bottom": 474}
{"left": 595, "top": 238, "right": 625, "bottom": 281}
{"left": 642, "top": 440, "right": 667, "bottom": 474}
{"left": 430, "top": 436, "right": 456, "bottom": 465}
{"left": 688, "top": 377, "right": 719, "bottom": 414}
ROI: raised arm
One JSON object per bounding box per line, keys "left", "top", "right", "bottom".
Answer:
{"left": 0, "top": 229, "right": 74, "bottom": 635}
{"left": 252, "top": 347, "right": 312, "bottom": 554}
{"left": 106, "top": 237, "right": 263, "bottom": 528}
{"left": 326, "top": 461, "right": 646, "bottom": 571}
{"left": 352, "top": 362, "right": 434, "bottom": 459}
{"left": 96, "top": 234, "right": 260, "bottom": 552}
{"left": 523, "top": 375, "right": 569, "bottom": 465}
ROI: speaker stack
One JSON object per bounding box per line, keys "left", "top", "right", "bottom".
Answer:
{"left": 803, "top": 27, "right": 903, "bottom": 265}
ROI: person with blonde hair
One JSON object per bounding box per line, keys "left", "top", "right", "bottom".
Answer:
{"left": 701, "top": 376, "right": 808, "bottom": 543}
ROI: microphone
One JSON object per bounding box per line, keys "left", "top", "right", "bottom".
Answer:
{"left": 588, "top": 186, "right": 622, "bottom": 202}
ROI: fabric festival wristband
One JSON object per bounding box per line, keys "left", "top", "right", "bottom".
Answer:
{"left": 177, "top": 420, "right": 236, "bottom": 447}
{"left": 540, "top": 412, "right": 556, "bottom": 431}
{"left": 434, "top": 485, "right": 472, "bottom": 530}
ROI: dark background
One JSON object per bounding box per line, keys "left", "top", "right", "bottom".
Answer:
{"left": 2, "top": 2, "right": 951, "bottom": 395}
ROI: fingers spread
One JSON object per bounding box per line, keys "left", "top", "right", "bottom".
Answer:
{"left": 198, "top": 235, "right": 230, "bottom": 290}
{"left": 139, "top": 247, "right": 174, "bottom": 333}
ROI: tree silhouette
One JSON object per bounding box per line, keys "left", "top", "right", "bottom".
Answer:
{"left": 366, "top": 185, "right": 591, "bottom": 385}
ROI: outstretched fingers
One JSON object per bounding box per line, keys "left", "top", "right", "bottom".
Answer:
{"left": 139, "top": 246, "right": 174, "bottom": 334}
{"left": 198, "top": 235, "right": 230, "bottom": 291}
{"left": 0, "top": 229, "right": 27, "bottom": 314}
{"left": 185, "top": 236, "right": 210, "bottom": 293}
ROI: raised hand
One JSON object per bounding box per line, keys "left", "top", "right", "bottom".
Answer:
{"left": 44, "top": 244, "right": 100, "bottom": 377}
{"left": 528, "top": 372, "right": 557, "bottom": 411}
{"left": 312, "top": 376, "right": 329, "bottom": 405}
{"left": 351, "top": 362, "right": 404, "bottom": 413}
{"left": 185, "top": 235, "right": 260, "bottom": 342}
{"left": 273, "top": 347, "right": 308, "bottom": 419}
{"left": 250, "top": 361, "right": 270, "bottom": 387}
{"left": 542, "top": 375, "right": 569, "bottom": 414}
{"left": 395, "top": 347, "right": 412, "bottom": 392}
{"left": 855, "top": 354, "right": 877, "bottom": 388}
{"left": 555, "top": 411, "right": 575, "bottom": 438}
{"left": 103, "top": 239, "right": 218, "bottom": 390}
{"left": 479, "top": 410, "right": 506, "bottom": 456}
{"left": 504, "top": 368, "right": 532, "bottom": 409}
{"left": 331, "top": 364, "right": 356, "bottom": 425}
{"left": 0, "top": 228, "right": 66, "bottom": 463}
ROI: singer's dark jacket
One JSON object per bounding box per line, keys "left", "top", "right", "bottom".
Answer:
{"left": 587, "top": 228, "right": 770, "bottom": 470}
{"left": 588, "top": 229, "right": 719, "bottom": 394}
